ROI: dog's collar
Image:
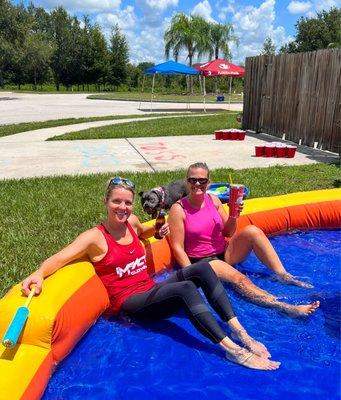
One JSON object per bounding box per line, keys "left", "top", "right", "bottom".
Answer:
{"left": 151, "top": 186, "right": 165, "bottom": 207}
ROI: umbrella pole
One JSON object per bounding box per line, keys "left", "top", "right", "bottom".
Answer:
{"left": 151, "top": 74, "right": 155, "bottom": 112}
{"left": 138, "top": 74, "right": 145, "bottom": 110}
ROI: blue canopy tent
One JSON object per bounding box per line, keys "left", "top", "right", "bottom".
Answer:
{"left": 139, "top": 60, "right": 200, "bottom": 111}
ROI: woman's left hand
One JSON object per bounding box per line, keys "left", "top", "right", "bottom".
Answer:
{"left": 159, "top": 222, "right": 170, "bottom": 237}
{"left": 238, "top": 201, "right": 244, "bottom": 213}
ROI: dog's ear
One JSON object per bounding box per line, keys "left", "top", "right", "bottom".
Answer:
{"left": 138, "top": 191, "right": 144, "bottom": 197}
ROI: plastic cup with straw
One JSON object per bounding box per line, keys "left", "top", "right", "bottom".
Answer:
{"left": 2, "top": 286, "right": 36, "bottom": 348}
{"left": 228, "top": 174, "right": 244, "bottom": 218}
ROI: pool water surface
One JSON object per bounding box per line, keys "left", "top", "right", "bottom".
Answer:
{"left": 43, "top": 230, "right": 341, "bottom": 400}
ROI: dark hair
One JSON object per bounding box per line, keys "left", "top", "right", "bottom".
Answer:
{"left": 186, "top": 162, "right": 210, "bottom": 178}
{"left": 104, "top": 177, "right": 135, "bottom": 202}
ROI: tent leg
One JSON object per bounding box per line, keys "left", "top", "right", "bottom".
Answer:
{"left": 151, "top": 74, "right": 155, "bottom": 112}
{"left": 138, "top": 75, "right": 146, "bottom": 110}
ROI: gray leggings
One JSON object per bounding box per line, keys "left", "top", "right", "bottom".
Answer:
{"left": 121, "top": 261, "right": 235, "bottom": 344}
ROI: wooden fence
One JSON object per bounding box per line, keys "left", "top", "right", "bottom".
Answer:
{"left": 243, "top": 49, "right": 341, "bottom": 153}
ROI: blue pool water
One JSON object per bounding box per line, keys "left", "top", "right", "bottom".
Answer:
{"left": 43, "top": 230, "right": 341, "bottom": 400}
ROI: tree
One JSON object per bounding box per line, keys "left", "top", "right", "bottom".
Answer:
{"left": 280, "top": 7, "right": 341, "bottom": 53}
{"left": 261, "top": 37, "right": 276, "bottom": 55}
{"left": 203, "top": 22, "right": 239, "bottom": 60}
{"left": 108, "top": 24, "right": 129, "bottom": 90}
{"left": 164, "top": 12, "right": 208, "bottom": 66}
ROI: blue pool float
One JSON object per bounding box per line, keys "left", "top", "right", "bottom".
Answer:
{"left": 207, "top": 183, "right": 250, "bottom": 203}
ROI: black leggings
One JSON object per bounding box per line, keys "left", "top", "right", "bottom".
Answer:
{"left": 121, "top": 262, "right": 235, "bottom": 344}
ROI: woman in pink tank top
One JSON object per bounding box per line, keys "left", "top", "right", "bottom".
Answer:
{"left": 168, "top": 162, "right": 319, "bottom": 317}
{"left": 21, "top": 176, "right": 281, "bottom": 370}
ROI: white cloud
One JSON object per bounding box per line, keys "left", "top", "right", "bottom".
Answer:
{"left": 287, "top": 1, "right": 312, "bottom": 14}
{"left": 191, "top": 0, "right": 215, "bottom": 21}
{"left": 95, "top": 6, "right": 137, "bottom": 34}
{"left": 142, "top": 0, "right": 178, "bottom": 12}
{"left": 230, "top": 0, "right": 291, "bottom": 64}
{"left": 135, "top": 0, "right": 178, "bottom": 27}
{"left": 35, "top": 0, "right": 121, "bottom": 13}
{"left": 288, "top": 0, "right": 340, "bottom": 16}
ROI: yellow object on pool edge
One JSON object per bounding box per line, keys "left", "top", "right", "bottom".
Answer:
{"left": 0, "top": 189, "right": 340, "bottom": 400}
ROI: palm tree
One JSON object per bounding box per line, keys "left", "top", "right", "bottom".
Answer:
{"left": 204, "top": 22, "right": 239, "bottom": 61}
{"left": 199, "top": 22, "right": 239, "bottom": 94}
{"left": 164, "top": 12, "right": 208, "bottom": 67}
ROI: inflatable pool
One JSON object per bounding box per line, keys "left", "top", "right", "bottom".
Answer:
{"left": 0, "top": 189, "right": 340, "bottom": 400}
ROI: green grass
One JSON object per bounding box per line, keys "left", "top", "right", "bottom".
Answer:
{"left": 0, "top": 113, "right": 187, "bottom": 138}
{"left": 49, "top": 112, "right": 238, "bottom": 140}
{"left": 0, "top": 163, "right": 339, "bottom": 297}
{"left": 88, "top": 92, "right": 243, "bottom": 103}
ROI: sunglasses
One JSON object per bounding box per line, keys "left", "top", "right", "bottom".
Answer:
{"left": 108, "top": 177, "right": 135, "bottom": 189}
{"left": 187, "top": 177, "right": 209, "bottom": 185}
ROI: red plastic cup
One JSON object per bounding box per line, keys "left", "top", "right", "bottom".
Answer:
{"left": 238, "top": 131, "right": 246, "bottom": 140}
{"left": 230, "top": 131, "right": 238, "bottom": 140}
{"left": 275, "top": 145, "right": 286, "bottom": 157}
{"left": 223, "top": 131, "right": 231, "bottom": 140}
{"left": 286, "top": 145, "right": 297, "bottom": 158}
{"left": 264, "top": 144, "right": 275, "bottom": 157}
{"left": 229, "top": 184, "right": 244, "bottom": 218}
{"left": 215, "top": 131, "right": 223, "bottom": 140}
{"left": 255, "top": 145, "right": 264, "bottom": 157}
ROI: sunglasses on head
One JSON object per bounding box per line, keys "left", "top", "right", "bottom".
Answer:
{"left": 108, "top": 177, "right": 135, "bottom": 189}
{"left": 187, "top": 177, "right": 209, "bottom": 185}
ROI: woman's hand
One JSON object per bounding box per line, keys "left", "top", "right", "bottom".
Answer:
{"left": 159, "top": 222, "right": 170, "bottom": 238}
{"left": 21, "top": 272, "right": 44, "bottom": 296}
{"left": 238, "top": 201, "right": 244, "bottom": 214}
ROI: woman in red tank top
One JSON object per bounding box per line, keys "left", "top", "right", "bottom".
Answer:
{"left": 21, "top": 177, "right": 280, "bottom": 370}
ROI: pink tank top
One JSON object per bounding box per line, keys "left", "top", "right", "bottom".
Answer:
{"left": 93, "top": 223, "right": 155, "bottom": 314}
{"left": 180, "top": 194, "right": 226, "bottom": 258}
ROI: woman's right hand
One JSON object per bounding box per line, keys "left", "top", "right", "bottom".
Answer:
{"left": 21, "top": 272, "right": 44, "bottom": 296}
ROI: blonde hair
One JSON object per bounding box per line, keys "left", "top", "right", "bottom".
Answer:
{"left": 104, "top": 177, "right": 135, "bottom": 202}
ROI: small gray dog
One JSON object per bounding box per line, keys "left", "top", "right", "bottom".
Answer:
{"left": 139, "top": 180, "right": 189, "bottom": 218}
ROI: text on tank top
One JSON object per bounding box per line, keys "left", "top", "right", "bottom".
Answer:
{"left": 93, "top": 222, "right": 155, "bottom": 314}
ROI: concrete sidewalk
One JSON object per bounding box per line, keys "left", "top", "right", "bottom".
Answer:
{"left": 0, "top": 119, "right": 338, "bottom": 180}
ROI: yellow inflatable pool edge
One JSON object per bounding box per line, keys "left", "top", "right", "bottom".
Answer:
{"left": 0, "top": 189, "right": 340, "bottom": 400}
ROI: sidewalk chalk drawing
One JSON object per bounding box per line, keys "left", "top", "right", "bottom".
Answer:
{"left": 74, "top": 144, "right": 120, "bottom": 168}
{"left": 138, "top": 142, "right": 186, "bottom": 161}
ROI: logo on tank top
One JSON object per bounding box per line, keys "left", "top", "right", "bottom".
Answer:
{"left": 116, "top": 255, "right": 147, "bottom": 278}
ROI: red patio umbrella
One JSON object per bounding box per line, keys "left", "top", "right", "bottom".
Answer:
{"left": 193, "top": 59, "right": 245, "bottom": 77}
{"left": 193, "top": 59, "right": 245, "bottom": 111}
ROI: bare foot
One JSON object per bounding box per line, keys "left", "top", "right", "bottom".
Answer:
{"left": 233, "top": 329, "right": 271, "bottom": 358}
{"left": 278, "top": 273, "right": 313, "bottom": 288}
{"left": 225, "top": 348, "right": 280, "bottom": 370}
{"left": 286, "top": 301, "right": 320, "bottom": 316}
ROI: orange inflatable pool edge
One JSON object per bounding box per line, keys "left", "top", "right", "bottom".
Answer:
{"left": 0, "top": 189, "right": 340, "bottom": 400}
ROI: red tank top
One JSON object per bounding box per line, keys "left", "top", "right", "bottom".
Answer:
{"left": 93, "top": 222, "right": 155, "bottom": 314}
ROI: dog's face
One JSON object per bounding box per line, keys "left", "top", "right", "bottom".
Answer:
{"left": 139, "top": 190, "right": 160, "bottom": 217}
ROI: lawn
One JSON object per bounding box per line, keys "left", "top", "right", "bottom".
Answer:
{"left": 88, "top": 92, "right": 243, "bottom": 103}
{"left": 0, "top": 163, "right": 339, "bottom": 297}
{"left": 48, "top": 112, "right": 238, "bottom": 140}
{"left": 0, "top": 113, "right": 186, "bottom": 138}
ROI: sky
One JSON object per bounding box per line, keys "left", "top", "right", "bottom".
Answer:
{"left": 12, "top": 0, "right": 341, "bottom": 65}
